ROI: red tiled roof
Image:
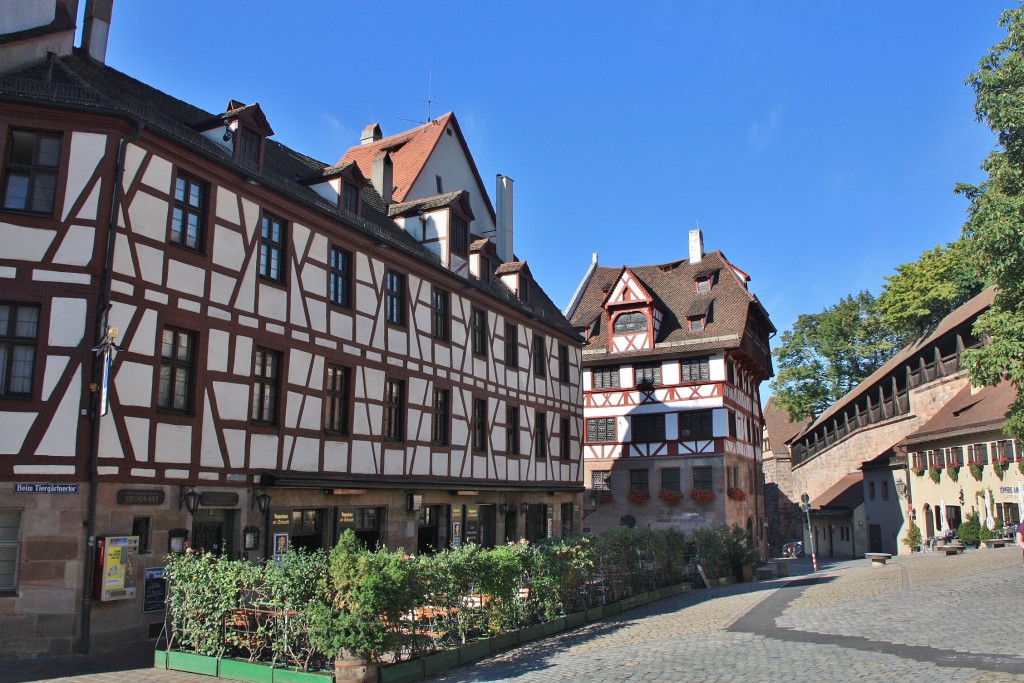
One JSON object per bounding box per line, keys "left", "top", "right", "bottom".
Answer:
{"left": 569, "top": 251, "right": 774, "bottom": 366}
{"left": 900, "top": 381, "right": 1016, "bottom": 446}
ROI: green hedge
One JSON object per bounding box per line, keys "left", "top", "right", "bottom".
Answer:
{"left": 163, "top": 525, "right": 756, "bottom": 668}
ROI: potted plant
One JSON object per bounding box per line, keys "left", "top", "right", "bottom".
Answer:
{"left": 911, "top": 465, "right": 926, "bottom": 476}
{"left": 627, "top": 489, "right": 650, "bottom": 505}
{"left": 688, "top": 488, "right": 715, "bottom": 505}
{"left": 928, "top": 466, "right": 942, "bottom": 484}
{"left": 968, "top": 462, "right": 984, "bottom": 481}
{"left": 957, "top": 512, "right": 980, "bottom": 548}
{"left": 902, "top": 521, "right": 923, "bottom": 553}
{"left": 657, "top": 489, "right": 683, "bottom": 505}
{"left": 726, "top": 487, "right": 747, "bottom": 502}
{"left": 945, "top": 464, "right": 959, "bottom": 482}
{"left": 993, "top": 457, "right": 1009, "bottom": 479}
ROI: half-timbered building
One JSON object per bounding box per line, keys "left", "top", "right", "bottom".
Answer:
{"left": 0, "top": 1, "right": 582, "bottom": 657}
{"left": 565, "top": 230, "right": 774, "bottom": 549}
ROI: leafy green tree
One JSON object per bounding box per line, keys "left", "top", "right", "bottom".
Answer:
{"left": 877, "top": 240, "right": 984, "bottom": 344}
{"left": 770, "top": 291, "right": 900, "bottom": 420}
{"left": 956, "top": 6, "right": 1024, "bottom": 440}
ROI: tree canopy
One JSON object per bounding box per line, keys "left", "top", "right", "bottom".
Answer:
{"left": 770, "top": 291, "right": 900, "bottom": 421}
{"left": 956, "top": 5, "right": 1024, "bottom": 440}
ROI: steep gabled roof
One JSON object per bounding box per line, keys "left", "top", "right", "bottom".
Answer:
{"left": 568, "top": 250, "right": 774, "bottom": 362}
{"left": 764, "top": 397, "right": 811, "bottom": 455}
{"left": 337, "top": 112, "right": 497, "bottom": 224}
{"left": 388, "top": 190, "right": 473, "bottom": 219}
{"left": 900, "top": 381, "right": 1016, "bottom": 446}
{"left": 602, "top": 266, "right": 656, "bottom": 309}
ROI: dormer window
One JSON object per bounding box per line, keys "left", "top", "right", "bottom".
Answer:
{"left": 613, "top": 311, "right": 647, "bottom": 334}
{"left": 696, "top": 275, "right": 712, "bottom": 292}
{"left": 342, "top": 182, "right": 360, "bottom": 214}
{"left": 236, "top": 126, "right": 260, "bottom": 164}
{"left": 689, "top": 315, "right": 705, "bottom": 332}
{"left": 452, "top": 214, "right": 469, "bottom": 257}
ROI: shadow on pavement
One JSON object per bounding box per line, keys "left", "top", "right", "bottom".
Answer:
{"left": 0, "top": 638, "right": 158, "bottom": 683}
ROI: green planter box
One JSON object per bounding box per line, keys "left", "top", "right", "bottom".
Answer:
{"left": 542, "top": 617, "right": 566, "bottom": 636}
{"left": 620, "top": 596, "right": 638, "bottom": 610}
{"left": 273, "top": 667, "right": 334, "bottom": 682}
{"left": 565, "top": 611, "right": 586, "bottom": 629}
{"left": 718, "top": 576, "right": 737, "bottom": 587}
{"left": 586, "top": 606, "right": 605, "bottom": 622}
{"left": 488, "top": 632, "right": 517, "bottom": 653}
{"left": 219, "top": 658, "right": 274, "bottom": 683}
{"left": 166, "top": 650, "right": 219, "bottom": 676}
{"left": 458, "top": 639, "right": 491, "bottom": 665}
{"left": 423, "top": 649, "right": 460, "bottom": 676}
{"left": 518, "top": 623, "right": 545, "bottom": 643}
{"left": 380, "top": 658, "right": 424, "bottom": 683}
{"left": 604, "top": 602, "right": 622, "bottom": 616}
{"left": 154, "top": 650, "right": 168, "bottom": 670}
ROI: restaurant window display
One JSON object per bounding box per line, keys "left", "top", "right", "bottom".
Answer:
{"left": 337, "top": 506, "right": 387, "bottom": 548}
{"left": 269, "top": 508, "right": 329, "bottom": 555}
{"left": 462, "top": 504, "right": 497, "bottom": 548}
{"left": 417, "top": 505, "right": 451, "bottom": 554}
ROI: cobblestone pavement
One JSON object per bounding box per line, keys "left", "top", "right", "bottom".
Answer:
{"left": 429, "top": 548, "right": 1024, "bottom": 683}
{"left": 4, "top": 548, "right": 1022, "bottom": 682}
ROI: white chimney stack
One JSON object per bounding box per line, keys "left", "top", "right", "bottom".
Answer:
{"left": 81, "top": 0, "right": 112, "bottom": 64}
{"left": 688, "top": 228, "right": 704, "bottom": 264}
{"left": 496, "top": 174, "right": 514, "bottom": 263}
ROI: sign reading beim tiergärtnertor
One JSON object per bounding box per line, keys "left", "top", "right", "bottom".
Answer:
{"left": 14, "top": 483, "right": 80, "bottom": 494}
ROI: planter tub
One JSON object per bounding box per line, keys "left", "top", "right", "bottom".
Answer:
{"left": 166, "top": 650, "right": 219, "bottom": 676}
{"left": 380, "top": 658, "right": 424, "bottom": 683}
{"left": 422, "top": 650, "right": 460, "bottom": 677}
{"left": 154, "top": 650, "right": 168, "bottom": 670}
{"left": 458, "top": 639, "right": 491, "bottom": 665}
{"left": 542, "top": 617, "right": 566, "bottom": 636}
{"left": 518, "top": 623, "right": 545, "bottom": 643}
{"left": 488, "top": 632, "right": 518, "bottom": 654}
{"left": 218, "top": 658, "right": 274, "bottom": 683}
{"left": 620, "top": 596, "right": 638, "bottom": 610}
{"left": 565, "top": 611, "right": 586, "bottom": 629}
{"left": 586, "top": 606, "right": 605, "bottom": 622}
{"left": 274, "top": 667, "right": 335, "bottom": 682}
{"left": 603, "top": 602, "right": 622, "bottom": 616}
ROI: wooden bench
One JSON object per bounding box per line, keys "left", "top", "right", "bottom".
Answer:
{"left": 865, "top": 552, "right": 892, "bottom": 567}
{"left": 984, "top": 539, "right": 1007, "bottom": 549}
{"left": 936, "top": 545, "right": 963, "bottom": 555}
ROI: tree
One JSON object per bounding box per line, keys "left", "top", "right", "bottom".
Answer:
{"left": 770, "top": 291, "right": 900, "bottom": 421}
{"left": 876, "top": 240, "right": 984, "bottom": 345}
{"left": 956, "top": 6, "right": 1024, "bottom": 440}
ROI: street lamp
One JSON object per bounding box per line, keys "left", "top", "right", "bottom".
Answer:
{"left": 178, "top": 486, "right": 200, "bottom": 514}
{"left": 895, "top": 479, "right": 908, "bottom": 499}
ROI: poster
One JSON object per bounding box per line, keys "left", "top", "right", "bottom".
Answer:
{"left": 273, "top": 533, "right": 289, "bottom": 560}
{"left": 97, "top": 535, "right": 138, "bottom": 601}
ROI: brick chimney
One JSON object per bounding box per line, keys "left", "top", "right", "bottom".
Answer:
{"left": 496, "top": 174, "right": 514, "bottom": 263}
{"left": 371, "top": 151, "right": 392, "bottom": 204}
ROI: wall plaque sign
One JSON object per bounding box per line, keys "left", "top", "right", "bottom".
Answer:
{"left": 14, "top": 483, "right": 79, "bottom": 494}
{"left": 117, "top": 489, "right": 165, "bottom": 505}
{"left": 199, "top": 492, "right": 239, "bottom": 507}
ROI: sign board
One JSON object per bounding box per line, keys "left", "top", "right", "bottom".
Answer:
{"left": 95, "top": 536, "right": 138, "bottom": 601}
{"left": 199, "top": 492, "right": 239, "bottom": 507}
{"left": 117, "top": 489, "right": 165, "bottom": 505}
{"left": 14, "top": 483, "right": 79, "bottom": 494}
{"left": 273, "top": 533, "right": 289, "bottom": 560}
{"left": 143, "top": 567, "right": 166, "bottom": 613}
{"left": 452, "top": 522, "right": 462, "bottom": 548}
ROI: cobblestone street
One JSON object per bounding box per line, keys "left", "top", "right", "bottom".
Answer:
{"left": 4, "top": 548, "right": 1022, "bottom": 683}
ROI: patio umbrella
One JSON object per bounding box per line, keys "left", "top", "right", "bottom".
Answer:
{"left": 940, "top": 498, "right": 949, "bottom": 536}
{"left": 984, "top": 488, "right": 996, "bottom": 531}
{"left": 1018, "top": 479, "right": 1024, "bottom": 522}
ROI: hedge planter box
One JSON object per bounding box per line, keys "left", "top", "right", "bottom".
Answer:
{"left": 166, "top": 650, "right": 219, "bottom": 676}
{"left": 603, "top": 602, "right": 622, "bottom": 616}
{"left": 565, "top": 611, "right": 587, "bottom": 629}
{"left": 422, "top": 650, "right": 460, "bottom": 677}
{"left": 380, "top": 658, "right": 424, "bottom": 683}
{"left": 488, "top": 632, "right": 518, "bottom": 653}
{"left": 274, "top": 667, "right": 334, "bottom": 682}
{"left": 586, "top": 606, "right": 605, "bottom": 622}
{"left": 219, "top": 658, "right": 274, "bottom": 683}
{"left": 518, "top": 623, "right": 546, "bottom": 643}
{"left": 458, "top": 639, "right": 491, "bottom": 665}
{"left": 543, "top": 617, "right": 566, "bottom": 636}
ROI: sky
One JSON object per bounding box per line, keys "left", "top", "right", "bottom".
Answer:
{"left": 98, "top": 2, "right": 1011, "bottom": 364}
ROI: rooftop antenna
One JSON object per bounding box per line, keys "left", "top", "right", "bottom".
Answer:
{"left": 397, "top": 71, "right": 437, "bottom": 126}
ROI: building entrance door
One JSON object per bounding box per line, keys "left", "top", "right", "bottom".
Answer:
{"left": 868, "top": 524, "right": 882, "bottom": 553}
{"left": 192, "top": 509, "right": 235, "bottom": 556}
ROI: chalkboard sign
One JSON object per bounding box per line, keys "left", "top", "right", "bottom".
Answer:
{"left": 143, "top": 567, "right": 166, "bottom": 613}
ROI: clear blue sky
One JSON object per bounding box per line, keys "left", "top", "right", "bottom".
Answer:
{"left": 99, "top": 2, "right": 1009, "bottom": 353}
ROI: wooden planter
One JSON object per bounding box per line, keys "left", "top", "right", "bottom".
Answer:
{"left": 218, "top": 658, "right": 274, "bottom": 683}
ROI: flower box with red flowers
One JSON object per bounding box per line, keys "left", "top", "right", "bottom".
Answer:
{"left": 627, "top": 489, "right": 650, "bottom": 505}
{"left": 727, "top": 487, "right": 747, "bottom": 502}
{"left": 657, "top": 489, "right": 683, "bottom": 504}
{"left": 598, "top": 491, "right": 614, "bottom": 504}
{"left": 688, "top": 488, "right": 715, "bottom": 505}
{"left": 911, "top": 466, "right": 926, "bottom": 476}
